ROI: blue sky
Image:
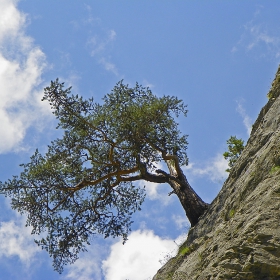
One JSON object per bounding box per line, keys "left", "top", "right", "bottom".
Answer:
{"left": 0, "top": 1, "right": 280, "bottom": 279}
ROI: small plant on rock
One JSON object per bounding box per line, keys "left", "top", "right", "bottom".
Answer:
{"left": 178, "top": 244, "right": 191, "bottom": 256}
{"left": 223, "top": 136, "right": 245, "bottom": 172}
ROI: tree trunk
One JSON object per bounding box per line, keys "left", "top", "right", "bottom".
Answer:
{"left": 166, "top": 160, "right": 209, "bottom": 227}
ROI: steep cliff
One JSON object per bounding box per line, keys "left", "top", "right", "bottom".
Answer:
{"left": 153, "top": 66, "right": 280, "bottom": 280}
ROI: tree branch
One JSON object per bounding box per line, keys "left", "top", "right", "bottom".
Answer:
{"left": 161, "top": 153, "right": 184, "bottom": 179}
{"left": 142, "top": 138, "right": 184, "bottom": 179}
{"left": 155, "top": 169, "right": 182, "bottom": 184}
{"left": 136, "top": 160, "right": 169, "bottom": 184}
{"left": 65, "top": 166, "right": 139, "bottom": 192}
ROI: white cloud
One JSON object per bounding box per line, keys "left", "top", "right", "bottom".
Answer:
{"left": 102, "top": 230, "right": 177, "bottom": 280}
{"left": 0, "top": 0, "right": 49, "bottom": 153}
{"left": 64, "top": 244, "right": 104, "bottom": 280}
{"left": 236, "top": 100, "right": 252, "bottom": 136}
{"left": 0, "top": 216, "right": 40, "bottom": 266}
{"left": 0, "top": 5, "right": 20, "bottom": 44}
{"left": 186, "top": 154, "right": 228, "bottom": 184}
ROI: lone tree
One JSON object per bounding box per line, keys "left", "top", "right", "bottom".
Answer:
{"left": 0, "top": 80, "right": 208, "bottom": 272}
{"left": 223, "top": 136, "right": 245, "bottom": 172}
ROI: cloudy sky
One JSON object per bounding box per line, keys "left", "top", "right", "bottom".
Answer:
{"left": 0, "top": 1, "right": 280, "bottom": 279}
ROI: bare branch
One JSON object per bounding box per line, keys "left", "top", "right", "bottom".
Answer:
{"left": 162, "top": 153, "right": 184, "bottom": 179}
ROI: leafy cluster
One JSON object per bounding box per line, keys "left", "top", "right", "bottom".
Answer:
{"left": 267, "top": 66, "right": 280, "bottom": 100}
{"left": 0, "top": 79, "right": 188, "bottom": 273}
{"left": 223, "top": 136, "right": 245, "bottom": 172}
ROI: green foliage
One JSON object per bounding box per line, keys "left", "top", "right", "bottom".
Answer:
{"left": 223, "top": 136, "right": 245, "bottom": 172}
{"left": 179, "top": 245, "right": 190, "bottom": 256}
{"left": 0, "top": 79, "right": 188, "bottom": 273}
{"left": 270, "top": 165, "right": 280, "bottom": 174}
{"left": 178, "top": 243, "right": 191, "bottom": 256}
{"left": 229, "top": 209, "right": 235, "bottom": 219}
{"left": 267, "top": 72, "right": 280, "bottom": 99}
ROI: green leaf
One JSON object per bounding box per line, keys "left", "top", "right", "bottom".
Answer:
{"left": 223, "top": 136, "right": 245, "bottom": 172}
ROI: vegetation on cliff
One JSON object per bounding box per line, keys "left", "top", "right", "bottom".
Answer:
{"left": 223, "top": 136, "right": 245, "bottom": 172}
{"left": 153, "top": 66, "right": 280, "bottom": 279}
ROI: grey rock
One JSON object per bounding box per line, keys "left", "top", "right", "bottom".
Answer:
{"left": 153, "top": 66, "right": 280, "bottom": 280}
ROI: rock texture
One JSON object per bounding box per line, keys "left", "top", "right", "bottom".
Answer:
{"left": 153, "top": 66, "right": 280, "bottom": 280}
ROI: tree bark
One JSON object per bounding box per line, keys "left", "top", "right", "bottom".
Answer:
{"left": 166, "top": 159, "right": 209, "bottom": 227}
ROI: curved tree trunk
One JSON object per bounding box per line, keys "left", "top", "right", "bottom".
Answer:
{"left": 166, "top": 160, "right": 209, "bottom": 227}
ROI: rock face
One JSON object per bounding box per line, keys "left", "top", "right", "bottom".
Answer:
{"left": 153, "top": 66, "right": 280, "bottom": 280}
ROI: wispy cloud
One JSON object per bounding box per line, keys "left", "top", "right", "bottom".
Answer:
{"left": 102, "top": 230, "right": 177, "bottom": 280}
{"left": 84, "top": 8, "right": 119, "bottom": 76}
{"left": 236, "top": 99, "right": 252, "bottom": 136}
{"left": 71, "top": 5, "right": 119, "bottom": 76}
{"left": 172, "top": 214, "right": 190, "bottom": 230}
{"left": 244, "top": 23, "right": 280, "bottom": 56}
{"left": 99, "top": 57, "right": 118, "bottom": 76}
{"left": 87, "top": 30, "right": 116, "bottom": 57}
{"left": 0, "top": 0, "right": 50, "bottom": 153}
{"left": 185, "top": 154, "right": 228, "bottom": 184}
{"left": 87, "top": 29, "right": 119, "bottom": 76}
{"left": 142, "top": 79, "right": 155, "bottom": 89}
{"left": 232, "top": 8, "right": 280, "bottom": 59}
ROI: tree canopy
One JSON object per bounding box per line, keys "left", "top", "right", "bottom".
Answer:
{"left": 223, "top": 136, "right": 245, "bottom": 172}
{"left": 0, "top": 79, "right": 197, "bottom": 273}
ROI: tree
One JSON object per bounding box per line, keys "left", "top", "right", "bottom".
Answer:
{"left": 223, "top": 136, "right": 245, "bottom": 172}
{"left": 0, "top": 79, "right": 209, "bottom": 273}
